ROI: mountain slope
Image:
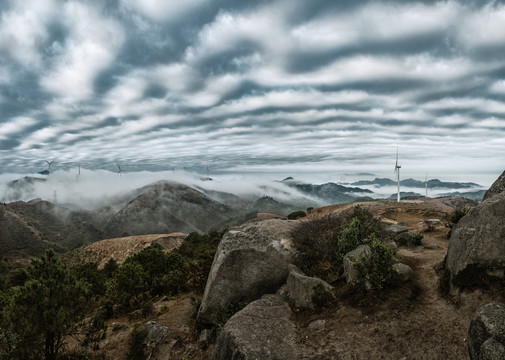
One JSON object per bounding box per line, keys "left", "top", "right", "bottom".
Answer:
{"left": 102, "top": 181, "right": 235, "bottom": 237}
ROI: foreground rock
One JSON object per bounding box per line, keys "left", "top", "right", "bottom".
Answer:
{"left": 483, "top": 170, "right": 505, "bottom": 201}
{"left": 286, "top": 264, "right": 334, "bottom": 309}
{"left": 136, "top": 321, "right": 170, "bottom": 360}
{"left": 343, "top": 245, "right": 372, "bottom": 289}
{"left": 446, "top": 186, "right": 505, "bottom": 288}
{"left": 197, "top": 219, "right": 299, "bottom": 325}
{"left": 468, "top": 303, "right": 505, "bottom": 360}
{"left": 211, "top": 294, "right": 297, "bottom": 360}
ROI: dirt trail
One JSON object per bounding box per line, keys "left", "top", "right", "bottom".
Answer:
{"left": 296, "top": 198, "right": 492, "bottom": 360}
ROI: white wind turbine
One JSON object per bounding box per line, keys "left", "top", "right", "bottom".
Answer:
{"left": 394, "top": 150, "right": 401, "bottom": 202}
{"left": 425, "top": 172, "right": 428, "bottom": 198}
{"left": 117, "top": 163, "right": 123, "bottom": 177}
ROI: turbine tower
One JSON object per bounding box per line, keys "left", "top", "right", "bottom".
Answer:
{"left": 425, "top": 172, "right": 428, "bottom": 198}
{"left": 45, "top": 160, "right": 54, "bottom": 173}
{"left": 117, "top": 163, "right": 123, "bottom": 177}
{"left": 394, "top": 150, "right": 401, "bottom": 202}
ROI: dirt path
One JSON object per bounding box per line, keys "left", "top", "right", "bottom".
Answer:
{"left": 296, "top": 199, "right": 483, "bottom": 359}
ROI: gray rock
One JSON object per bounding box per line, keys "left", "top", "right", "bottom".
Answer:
{"left": 211, "top": 294, "right": 298, "bottom": 360}
{"left": 484, "top": 170, "right": 505, "bottom": 201}
{"left": 395, "top": 231, "right": 416, "bottom": 246}
{"left": 392, "top": 263, "right": 413, "bottom": 283}
{"left": 197, "top": 219, "right": 299, "bottom": 325}
{"left": 387, "top": 241, "right": 398, "bottom": 251}
{"left": 446, "top": 191, "right": 505, "bottom": 288}
{"left": 386, "top": 224, "right": 409, "bottom": 237}
{"left": 468, "top": 303, "right": 505, "bottom": 360}
{"left": 286, "top": 264, "right": 334, "bottom": 309}
{"left": 137, "top": 321, "right": 170, "bottom": 359}
{"left": 198, "top": 329, "right": 210, "bottom": 344}
{"left": 343, "top": 245, "right": 372, "bottom": 289}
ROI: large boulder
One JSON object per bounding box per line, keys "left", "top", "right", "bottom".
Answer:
{"left": 197, "top": 219, "right": 299, "bottom": 325}
{"left": 483, "top": 170, "right": 505, "bottom": 201}
{"left": 468, "top": 303, "right": 505, "bottom": 360}
{"left": 210, "top": 294, "right": 298, "bottom": 360}
{"left": 445, "top": 190, "right": 505, "bottom": 288}
{"left": 286, "top": 264, "right": 334, "bottom": 309}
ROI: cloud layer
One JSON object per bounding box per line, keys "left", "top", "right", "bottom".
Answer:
{"left": 0, "top": 0, "right": 504, "bottom": 181}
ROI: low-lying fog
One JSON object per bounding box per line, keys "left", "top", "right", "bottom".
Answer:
{"left": 0, "top": 168, "right": 497, "bottom": 210}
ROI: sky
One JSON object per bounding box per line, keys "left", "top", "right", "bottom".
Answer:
{"left": 0, "top": 0, "right": 504, "bottom": 184}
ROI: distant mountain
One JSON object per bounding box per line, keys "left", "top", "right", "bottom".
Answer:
{"left": 248, "top": 195, "right": 299, "bottom": 215}
{"left": 352, "top": 178, "right": 396, "bottom": 186}
{"left": 352, "top": 177, "right": 481, "bottom": 189}
{"left": 101, "top": 181, "right": 235, "bottom": 237}
{"left": 3, "top": 176, "right": 47, "bottom": 201}
{"left": 387, "top": 191, "right": 424, "bottom": 200}
{"left": 438, "top": 190, "right": 486, "bottom": 201}
{"left": 284, "top": 181, "right": 373, "bottom": 205}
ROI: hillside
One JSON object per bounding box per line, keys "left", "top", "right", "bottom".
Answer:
{"left": 67, "top": 233, "right": 186, "bottom": 268}
{"left": 101, "top": 181, "right": 235, "bottom": 237}
{"left": 56, "top": 196, "right": 499, "bottom": 359}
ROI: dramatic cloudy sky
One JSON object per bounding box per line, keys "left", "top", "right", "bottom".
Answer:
{"left": 0, "top": 0, "right": 504, "bottom": 182}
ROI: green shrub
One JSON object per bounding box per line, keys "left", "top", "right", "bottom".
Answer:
{"left": 288, "top": 210, "right": 307, "bottom": 220}
{"left": 411, "top": 232, "right": 423, "bottom": 246}
{"left": 292, "top": 206, "right": 386, "bottom": 284}
{"left": 352, "top": 234, "right": 396, "bottom": 290}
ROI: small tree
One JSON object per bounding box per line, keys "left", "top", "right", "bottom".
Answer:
{"left": 1, "top": 250, "right": 88, "bottom": 360}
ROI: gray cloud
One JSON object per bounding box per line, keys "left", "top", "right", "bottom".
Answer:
{"left": 0, "top": 0, "right": 503, "bottom": 184}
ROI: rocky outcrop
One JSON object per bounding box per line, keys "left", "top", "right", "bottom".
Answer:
{"left": 136, "top": 321, "right": 170, "bottom": 360}
{"left": 210, "top": 294, "right": 298, "bottom": 360}
{"left": 446, "top": 187, "right": 505, "bottom": 288}
{"left": 343, "top": 245, "right": 372, "bottom": 289}
{"left": 286, "top": 264, "right": 334, "bottom": 309}
{"left": 385, "top": 224, "right": 408, "bottom": 237}
{"left": 197, "top": 219, "right": 299, "bottom": 325}
{"left": 468, "top": 303, "right": 505, "bottom": 360}
{"left": 483, "top": 170, "right": 505, "bottom": 201}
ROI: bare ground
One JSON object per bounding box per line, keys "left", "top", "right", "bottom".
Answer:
{"left": 71, "top": 198, "right": 503, "bottom": 359}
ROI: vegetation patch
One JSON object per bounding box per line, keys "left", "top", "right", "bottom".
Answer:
{"left": 291, "top": 206, "right": 387, "bottom": 285}
{"left": 287, "top": 210, "right": 307, "bottom": 220}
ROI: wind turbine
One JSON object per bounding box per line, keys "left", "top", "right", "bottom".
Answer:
{"left": 117, "top": 163, "right": 123, "bottom": 177}
{"left": 76, "top": 164, "right": 81, "bottom": 181}
{"left": 45, "top": 160, "right": 54, "bottom": 173}
{"left": 425, "top": 172, "right": 428, "bottom": 198}
{"left": 394, "top": 150, "right": 401, "bottom": 202}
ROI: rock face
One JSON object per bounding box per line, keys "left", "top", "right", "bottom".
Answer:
{"left": 468, "top": 303, "right": 505, "bottom": 360}
{"left": 210, "top": 294, "right": 298, "bottom": 360}
{"left": 445, "top": 189, "right": 505, "bottom": 287}
{"left": 343, "top": 245, "right": 371, "bottom": 289}
{"left": 136, "top": 321, "right": 170, "bottom": 360}
{"left": 483, "top": 170, "right": 505, "bottom": 201}
{"left": 286, "top": 264, "right": 334, "bottom": 309}
{"left": 197, "top": 219, "right": 299, "bottom": 325}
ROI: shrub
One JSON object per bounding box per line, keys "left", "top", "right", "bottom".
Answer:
{"left": 352, "top": 234, "right": 396, "bottom": 290}
{"left": 288, "top": 210, "right": 307, "bottom": 220}
{"left": 292, "top": 206, "right": 385, "bottom": 284}
{"left": 411, "top": 232, "right": 424, "bottom": 246}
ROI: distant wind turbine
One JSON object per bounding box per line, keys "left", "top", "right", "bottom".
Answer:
{"left": 394, "top": 150, "right": 401, "bottom": 202}
{"left": 45, "top": 160, "right": 54, "bottom": 173}
{"left": 117, "top": 163, "right": 123, "bottom": 177}
{"left": 425, "top": 172, "right": 428, "bottom": 198}
{"left": 76, "top": 164, "right": 81, "bottom": 181}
